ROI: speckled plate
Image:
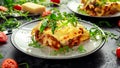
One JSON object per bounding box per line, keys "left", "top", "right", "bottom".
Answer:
{"left": 11, "top": 19, "right": 105, "bottom": 59}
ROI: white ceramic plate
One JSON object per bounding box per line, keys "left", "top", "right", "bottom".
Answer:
{"left": 67, "top": 0, "right": 120, "bottom": 18}
{"left": 11, "top": 19, "right": 105, "bottom": 59}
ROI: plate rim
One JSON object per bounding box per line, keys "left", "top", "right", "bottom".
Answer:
{"left": 10, "top": 19, "right": 106, "bottom": 59}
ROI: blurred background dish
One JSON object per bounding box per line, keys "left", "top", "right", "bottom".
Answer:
{"left": 67, "top": 0, "right": 120, "bottom": 27}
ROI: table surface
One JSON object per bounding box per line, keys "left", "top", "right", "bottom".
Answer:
{"left": 0, "top": 1, "right": 120, "bottom": 68}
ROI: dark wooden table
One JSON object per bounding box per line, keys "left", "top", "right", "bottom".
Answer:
{"left": 0, "top": 2, "right": 120, "bottom": 68}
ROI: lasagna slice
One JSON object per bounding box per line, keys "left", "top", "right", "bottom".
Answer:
{"left": 31, "top": 21, "right": 90, "bottom": 50}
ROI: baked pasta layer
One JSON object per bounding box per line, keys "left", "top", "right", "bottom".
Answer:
{"left": 31, "top": 21, "right": 90, "bottom": 50}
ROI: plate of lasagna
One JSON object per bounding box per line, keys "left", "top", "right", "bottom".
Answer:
{"left": 11, "top": 12, "right": 106, "bottom": 59}
{"left": 67, "top": 0, "right": 120, "bottom": 19}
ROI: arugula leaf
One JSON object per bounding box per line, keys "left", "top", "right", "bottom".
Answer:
{"left": 78, "top": 45, "right": 86, "bottom": 53}
{"left": 50, "top": 8, "right": 60, "bottom": 13}
{"left": 108, "top": 0, "right": 120, "bottom": 2}
{"left": 51, "top": 46, "right": 72, "bottom": 55}
{"left": 118, "top": 44, "right": 120, "bottom": 46}
{"left": 89, "top": 26, "right": 103, "bottom": 41}
{"left": 89, "top": 24, "right": 117, "bottom": 42}
{"left": 40, "top": 19, "right": 48, "bottom": 33}
{"left": 68, "top": 15, "right": 78, "bottom": 26}
{"left": 97, "top": 21, "right": 112, "bottom": 27}
{"left": 4, "top": 18, "right": 21, "bottom": 28}
{"left": 79, "top": 9, "right": 88, "bottom": 15}
{"left": 0, "top": 18, "right": 21, "bottom": 31}
{"left": 50, "top": 21, "right": 57, "bottom": 34}
{"left": 28, "top": 36, "right": 41, "bottom": 48}
{"left": 19, "top": 63, "right": 29, "bottom": 68}
{"left": 57, "top": 12, "right": 64, "bottom": 20}
{"left": 0, "top": 25, "right": 6, "bottom": 31}
{"left": 104, "top": 31, "right": 117, "bottom": 41}
{"left": 49, "top": 13, "right": 57, "bottom": 20}
{"left": 78, "top": 5, "right": 88, "bottom": 15}
{"left": 0, "top": 53, "right": 4, "bottom": 59}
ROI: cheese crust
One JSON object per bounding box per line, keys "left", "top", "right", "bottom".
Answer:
{"left": 31, "top": 21, "right": 90, "bottom": 50}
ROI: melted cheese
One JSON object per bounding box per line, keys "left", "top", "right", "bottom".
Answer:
{"left": 32, "top": 21, "right": 90, "bottom": 45}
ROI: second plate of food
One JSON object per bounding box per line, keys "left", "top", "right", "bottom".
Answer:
{"left": 67, "top": 0, "right": 120, "bottom": 20}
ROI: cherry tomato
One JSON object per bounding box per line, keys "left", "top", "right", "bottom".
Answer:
{"left": 42, "top": 10, "right": 51, "bottom": 17}
{"left": 116, "top": 47, "right": 120, "bottom": 58}
{"left": 0, "top": 6, "right": 8, "bottom": 11}
{"left": 1, "top": 58, "right": 18, "bottom": 68}
{"left": 13, "top": 4, "right": 22, "bottom": 10}
{"left": 51, "top": 0, "right": 60, "bottom": 4}
{"left": 118, "top": 20, "right": 120, "bottom": 27}
{"left": 0, "top": 32, "right": 8, "bottom": 43}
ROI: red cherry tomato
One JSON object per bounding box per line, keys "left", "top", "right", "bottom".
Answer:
{"left": 13, "top": 4, "right": 22, "bottom": 10}
{"left": 118, "top": 20, "right": 120, "bottom": 27}
{"left": 0, "top": 32, "right": 8, "bottom": 43}
{"left": 0, "top": 6, "right": 8, "bottom": 11}
{"left": 2, "top": 58, "right": 18, "bottom": 68}
{"left": 116, "top": 47, "right": 120, "bottom": 58}
{"left": 42, "top": 10, "right": 51, "bottom": 17}
{"left": 51, "top": 0, "right": 60, "bottom": 4}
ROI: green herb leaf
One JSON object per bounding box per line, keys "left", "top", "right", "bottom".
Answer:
{"left": 89, "top": 26, "right": 103, "bottom": 41}
{"left": 68, "top": 15, "right": 78, "bottom": 26}
{"left": 78, "top": 5, "right": 88, "bottom": 15}
{"left": 0, "top": 25, "right": 6, "bottom": 31}
{"left": 28, "top": 36, "right": 41, "bottom": 48}
{"left": 51, "top": 46, "right": 72, "bottom": 55}
{"left": 78, "top": 45, "right": 86, "bottom": 53}
{"left": 19, "top": 63, "right": 29, "bottom": 68}
{"left": 49, "top": 13, "right": 57, "bottom": 20}
{"left": 0, "top": 53, "right": 4, "bottom": 59}
{"left": 118, "top": 43, "right": 120, "bottom": 46}
{"left": 57, "top": 12, "right": 63, "bottom": 20}
{"left": 51, "top": 21, "right": 57, "bottom": 34}
{"left": 0, "top": 18, "right": 21, "bottom": 31}
{"left": 97, "top": 21, "right": 112, "bottom": 27}
{"left": 40, "top": 19, "right": 48, "bottom": 33}
{"left": 104, "top": 31, "right": 117, "bottom": 41}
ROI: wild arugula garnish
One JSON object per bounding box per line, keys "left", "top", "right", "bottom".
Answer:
{"left": 50, "top": 21, "right": 57, "bottom": 34}
{"left": 89, "top": 25, "right": 105, "bottom": 41}
{"left": 78, "top": 45, "right": 86, "bottom": 53}
{"left": 19, "top": 63, "right": 29, "bottom": 68}
{"left": 40, "top": 19, "right": 48, "bottom": 33}
{"left": 51, "top": 46, "right": 72, "bottom": 55}
{"left": 89, "top": 24, "right": 117, "bottom": 42}
{"left": 0, "top": 18, "right": 21, "bottom": 31}
{"left": 0, "top": 53, "right": 4, "bottom": 59}
{"left": 101, "top": 0, "right": 120, "bottom": 4}
{"left": 51, "top": 45, "right": 86, "bottom": 55}
{"left": 0, "top": 0, "right": 47, "bottom": 24}
{"left": 39, "top": 9, "right": 78, "bottom": 34}
{"left": 118, "top": 43, "right": 120, "bottom": 46}
{"left": 104, "top": 31, "right": 118, "bottom": 41}
{"left": 77, "top": 5, "right": 88, "bottom": 15}
{"left": 28, "top": 36, "right": 41, "bottom": 48}
{"left": 97, "top": 21, "right": 112, "bottom": 27}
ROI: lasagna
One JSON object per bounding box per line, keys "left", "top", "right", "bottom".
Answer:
{"left": 31, "top": 20, "right": 90, "bottom": 50}
{"left": 79, "top": 0, "right": 120, "bottom": 16}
